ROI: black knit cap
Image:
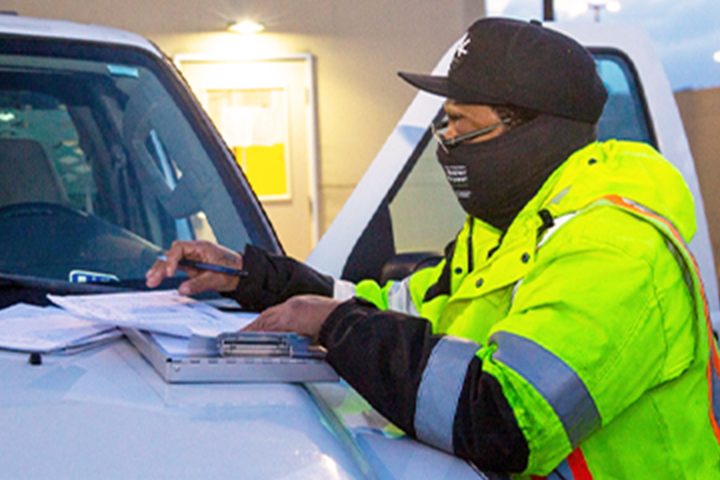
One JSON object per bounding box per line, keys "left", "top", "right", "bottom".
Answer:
{"left": 399, "top": 18, "right": 608, "bottom": 124}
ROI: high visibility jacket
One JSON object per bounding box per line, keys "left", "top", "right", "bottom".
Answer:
{"left": 338, "top": 140, "right": 720, "bottom": 478}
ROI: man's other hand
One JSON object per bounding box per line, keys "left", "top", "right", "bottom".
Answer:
{"left": 242, "top": 295, "right": 343, "bottom": 343}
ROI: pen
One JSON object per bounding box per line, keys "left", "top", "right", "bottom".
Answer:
{"left": 157, "top": 255, "right": 249, "bottom": 277}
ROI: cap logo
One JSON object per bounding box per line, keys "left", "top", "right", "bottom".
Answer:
{"left": 455, "top": 32, "right": 471, "bottom": 60}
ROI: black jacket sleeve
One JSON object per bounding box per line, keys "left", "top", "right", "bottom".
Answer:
{"left": 225, "top": 245, "right": 334, "bottom": 311}
{"left": 318, "top": 297, "right": 529, "bottom": 473}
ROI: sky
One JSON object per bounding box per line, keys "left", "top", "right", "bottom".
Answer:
{"left": 487, "top": 0, "right": 720, "bottom": 92}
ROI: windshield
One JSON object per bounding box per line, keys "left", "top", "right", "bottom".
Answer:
{"left": 0, "top": 36, "right": 280, "bottom": 285}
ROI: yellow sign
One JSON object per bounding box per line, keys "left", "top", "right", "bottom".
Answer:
{"left": 233, "top": 144, "right": 288, "bottom": 198}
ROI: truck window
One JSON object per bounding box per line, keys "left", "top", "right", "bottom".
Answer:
{"left": 592, "top": 49, "right": 657, "bottom": 147}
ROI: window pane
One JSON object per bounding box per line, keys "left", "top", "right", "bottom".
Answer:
{"left": 388, "top": 135, "right": 465, "bottom": 255}
{"left": 594, "top": 51, "right": 656, "bottom": 146}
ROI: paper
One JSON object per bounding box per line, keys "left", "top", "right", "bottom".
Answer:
{"left": 152, "top": 333, "right": 194, "bottom": 356}
{"left": 47, "top": 290, "right": 258, "bottom": 337}
{"left": 0, "top": 303, "right": 120, "bottom": 353}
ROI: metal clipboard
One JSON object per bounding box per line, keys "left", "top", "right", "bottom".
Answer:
{"left": 124, "top": 328, "right": 339, "bottom": 383}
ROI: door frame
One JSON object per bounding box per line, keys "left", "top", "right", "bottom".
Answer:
{"left": 173, "top": 53, "right": 321, "bottom": 246}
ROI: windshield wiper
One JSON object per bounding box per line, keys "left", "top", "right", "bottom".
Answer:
{"left": 0, "top": 271, "right": 131, "bottom": 309}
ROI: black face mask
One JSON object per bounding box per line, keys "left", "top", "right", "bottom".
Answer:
{"left": 437, "top": 114, "right": 597, "bottom": 231}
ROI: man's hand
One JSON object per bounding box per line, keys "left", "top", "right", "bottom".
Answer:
{"left": 242, "top": 295, "right": 343, "bottom": 343}
{"left": 145, "top": 240, "right": 244, "bottom": 296}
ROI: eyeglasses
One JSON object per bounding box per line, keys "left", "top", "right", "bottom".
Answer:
{"left": 431, "top": 117, "right": 510, "bottom": 153}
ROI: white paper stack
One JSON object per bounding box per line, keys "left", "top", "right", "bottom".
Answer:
{"left": 0, "top": 303, "right": 121, "bottom": 354}
{"left": 47, "top": 290, "right": 257, "bottom": 337}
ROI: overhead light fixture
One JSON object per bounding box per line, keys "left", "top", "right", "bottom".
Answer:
{"left": 228, "top": 20, "right": 265, "bottom": 35}
{"left": 714, "top": 51, "right": 720, "bottom": 63}
{"left": 605, "top": 1, "right": 621, "bottom": 13}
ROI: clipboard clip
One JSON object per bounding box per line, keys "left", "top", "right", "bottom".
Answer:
{"left": 216, "top": 332, "right": 326, "bottom": 359}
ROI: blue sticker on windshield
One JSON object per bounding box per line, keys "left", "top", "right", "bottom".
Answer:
{"left": 69, "top": 270, "right": 120, "bottom": 284}
{"left": 107, "top": 64, "right": 139, "bottom": 78}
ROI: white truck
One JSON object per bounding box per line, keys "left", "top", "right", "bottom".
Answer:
{"left": 0, "top": 14, "right": 714, "bottom": 479}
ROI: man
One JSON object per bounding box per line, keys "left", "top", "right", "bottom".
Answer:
{"left": 147, "top": 18, "right": 720, "bottom": 478}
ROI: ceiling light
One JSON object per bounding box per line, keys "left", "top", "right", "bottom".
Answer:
{"left": 228, "top": 20, "right": 265, "bottom": 35}
{"left": 606, "top": 1, "right": 622, "bottom": 13}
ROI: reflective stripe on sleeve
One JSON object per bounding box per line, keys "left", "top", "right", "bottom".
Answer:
{"left": 333, "top": 278, "right": 357, "bottom": 301}
{"left": 415, "top": 335, "right": 481, "bottom": 452}
{"left": 387, "top": 276, "right": 419, "bottom": 316}
{"left": 490, "top": 331, "right": 601, "bottom": 447}
{"left": 531, "top": 459, "right": 574, "bottom": 480}
{"left": 547, "top": 460, "right": 575, "bottom": 480}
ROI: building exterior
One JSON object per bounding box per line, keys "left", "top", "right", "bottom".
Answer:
{"left": 675, "top": 86, "right": 720, "bottom": 285}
